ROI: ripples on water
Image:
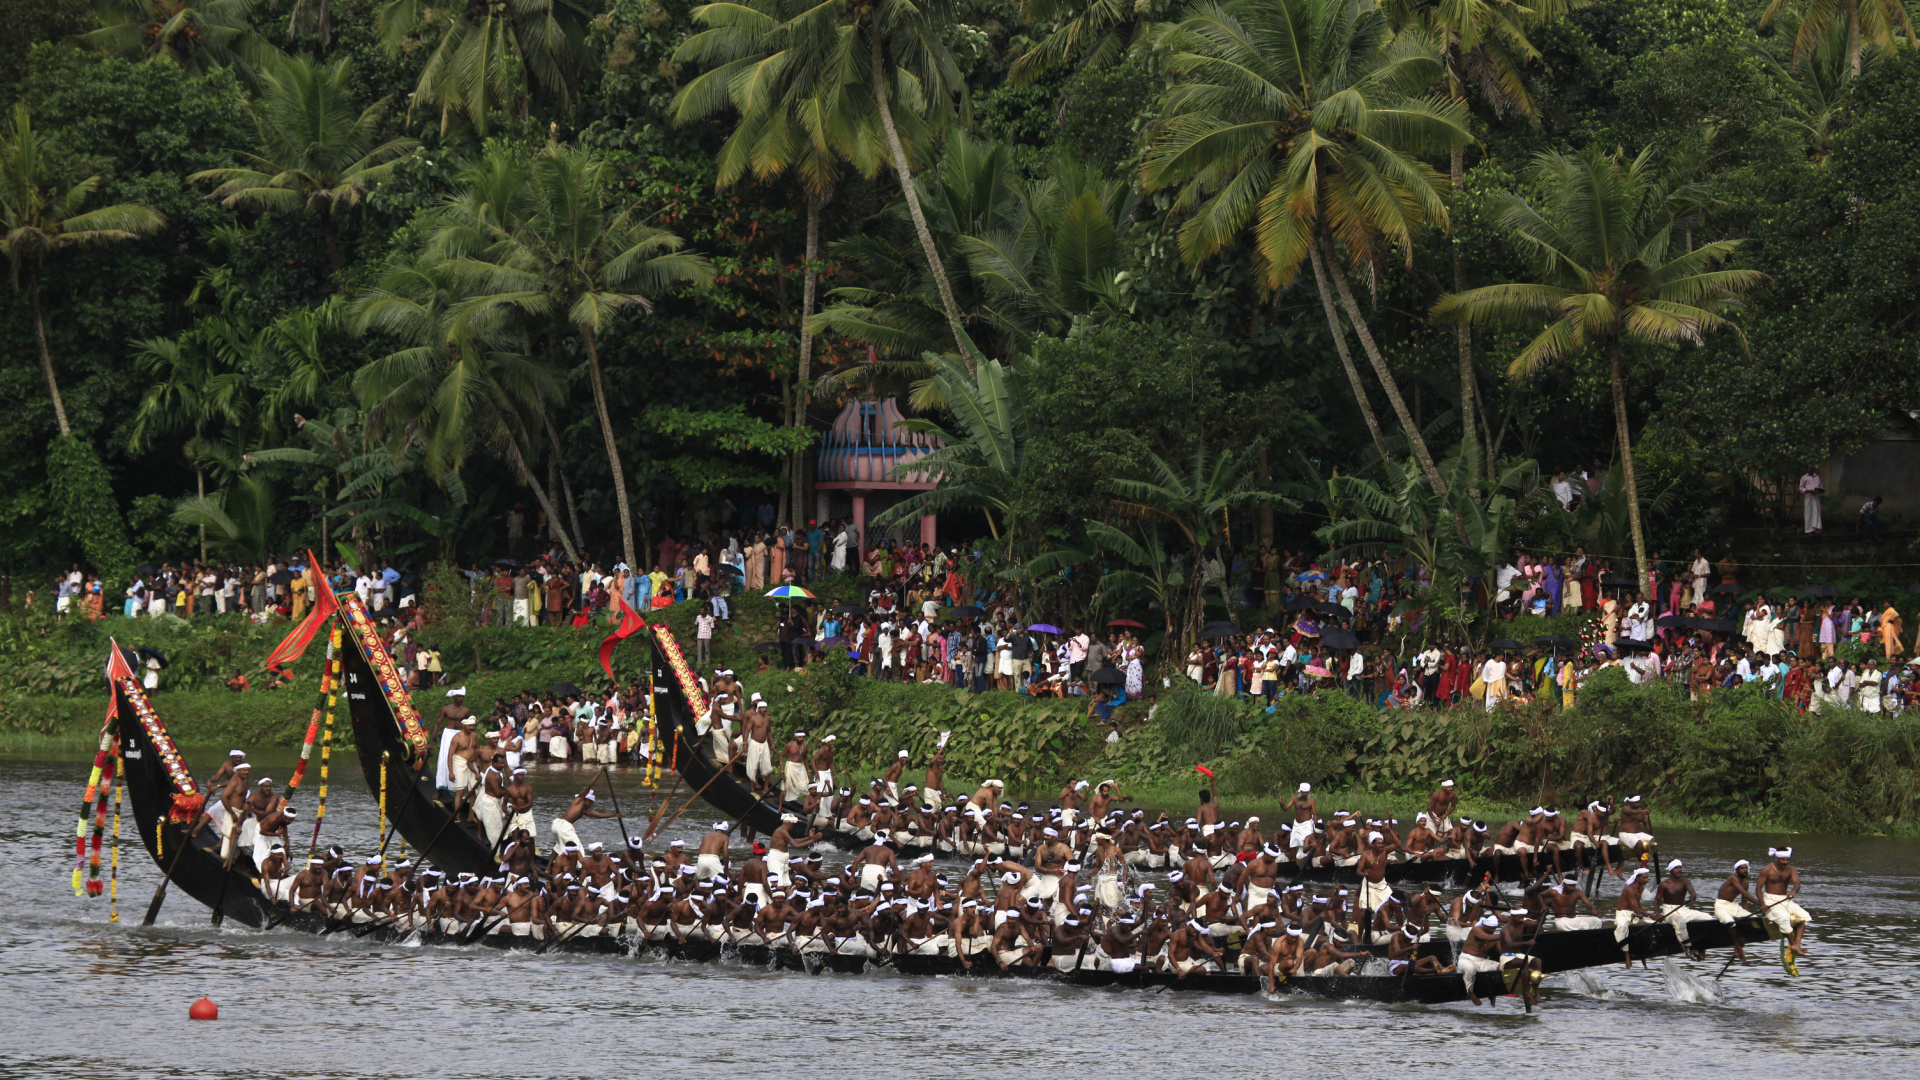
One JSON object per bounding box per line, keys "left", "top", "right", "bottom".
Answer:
{"left": 4, "top": 752, "right": 1918, "bottom": 1079}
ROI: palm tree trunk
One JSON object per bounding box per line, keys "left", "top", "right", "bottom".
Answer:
{"left": 1321, "top": 236, "right": 1448, "bottom": 495}
{"left": 580, "top": 324, "right": 638, "bottom": 573}
{"left": 1607, "top": 339, "right": 1650, "bottom": 586}
{"left": 1848, "top": 0, "right": 1862, "bottom": 76}
{"left": 793, "top": 187, "right": 825, "bottom": 527}
{"left": 543, "top": 411, "right": 585, "bottom": 554}
{"left": 197, "top": 466, "right": 207, "bottom": 563}
{"left": 505, "top": 434, "right": 577, "bottom": 563}
{"left": 1306, "top": 241, "right": 1393, "bottom": 465}
{"left": 28, "top": 276, "right": 73, "bottom": 438}
{"left": 1451, "top": 144, "right": 1484, "bottom": 485}
{"left": 870, "top": 27, "right": 970, "bottom": 362}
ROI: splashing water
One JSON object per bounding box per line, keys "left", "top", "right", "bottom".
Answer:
{"left": 1663, "top": 957, "right": 1721, "bottom": 1004}
{"left": 1557, "top": 969, "right": 1613, "bottom": 999}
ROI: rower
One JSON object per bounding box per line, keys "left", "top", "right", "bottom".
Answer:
{"left": 1456, "top": 913, "right": 1504, "bottom": 1005}
{"left": 1613, "top": 867, "right": 1656, "bottom": 967}
{"left": 259, "top": 843, "right": 292, "bottom": 904}
{"left": 1617, "top": 795, "right": 1656, "bottom": 864}
{"left": 810, "top": 734, "right": 837, "bottom": 793}
{"left": 254, "top": 798, "right": 295, "bottom": 870}
{"left": 1057, "top": 779, "right": 1087, "bottom": 828}
{"left": 1540, "top": 873, "right": 1602, "bottom": 930}
{"left": 1425, "top": 779, "right": 1457, "bottom": 833}
{"left": 848, "top": 834, "right": 899, "bottom": 893}
{"left": 1757, "top": 847, "right": 1811, "bottom": 959}
{"left": 1387, "top": 922, "right": 1451, "bottom": 978}
{"left": 289, "top": 856, "right": 327, "bottom": 911}
{"left": 475, "top": 760, "right": 507, "bottom": 848}
{"left": 990, "top": 899, "right": 1048, "bottom": 969}
{"left": 881, "top": 751, "right": 910, "bottom": 803}
{"left": 1354, "top": 832, "right": 1391, "bottom": 938}
{"left": 446, "top": 711, "right": 479, "bottom": 820}
{"left": 742, "top": 703, "right": 775, "bottom": 796}
{"left": 551, "top": 778, "right": 615, "bottom": 853}
{"left": 503, "top": 769, "right": 535, "bottom": 847}
{"left": 1571, "top": 799, "right": 1616, "bottom": 877}
{"left": 780, "top": 731, "right": 810, "bottom": 806}
{"left": 1287, "top": 783, "right": 1316, "bottom": 856}
{"left": 1305, "top": 927, "right": 1364, "bottom": 977}
{"left": 1656, "top": 859, "right": 1714, "bottom": 958}
{"left": 1715, "top": 859, "right": 1761, "bottom": 962}
{"left": 1499, "top": 908, "right": 1544, "bottom": 1008}
{"left": 1169, "top": 917, "right": 1224, "bottom": 978}
{"left": 696, "top": 822, "right": 731, "bottom": 880}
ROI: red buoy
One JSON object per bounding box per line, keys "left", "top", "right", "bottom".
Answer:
{"left": 189, "top": 997, "right": 219, "bottom": 1020}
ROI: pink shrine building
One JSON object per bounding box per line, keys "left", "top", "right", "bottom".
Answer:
{"left": 814, "top": 398, "right": 941, "bottom": 556}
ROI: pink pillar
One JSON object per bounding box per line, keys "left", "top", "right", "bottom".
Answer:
{"left": 920, "top": 513, "right": 937, "bottom": 552}
{"left": 852, "top": 493, "right": 867, "bottom": 560}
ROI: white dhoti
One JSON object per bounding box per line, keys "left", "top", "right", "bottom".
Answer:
{"left": 858, "top": 863, "right": 887, "bottom": 891}
{"left": 1618, "top": 831, "right": 1654, "bottom": 849}
{"left": 1095, "top": 873, "right": 1124, "bottom": 910}
{"left": 1762, "top": 897, "right": 1810, "bottom": 936}
{"left": 1022, "top": 872, "right": 1060, "bottom": 904}
{"left": 505, "top": 810, "right": 534, "bottom": 845}
{"left": 1660, "top": 903, "right": 1714, "bottom": 945}
{"left": 743, "top": 883, "right": 771, "bottom": 908}
{"left": 512, "top": 598, "right": 530, "bottom": 625}
{"left": 696, "top": 853, "right": 725, "bottom": 880}
{"left": 1288, "top": 820, "right": 1315, "bottom": 851}
{"left": 251, "top": 831, "right": 279, "bottom": 870}
{"left": 783, "top": 761, "right": 809, "bottom": 803}
{"left": 1246, "top": 884, "right": 1273, "bottom": 911}
{"left": 1550, "top": 914, "right": 1603, "bottom": 931}
{"left": 766, "top": 849, "right": 792, "bottom": 886}
{"left": 1456, "top": 951, "right": 1500, "bottom": 991}
{"left": 263, "top": 876, "right": 291, "bottom": 903}
{"left": 474, "top": 792, "right": 505, "bottom": 847}
{"left": 1713, "top": 899, "right": 1747, "bottom": 924}
{"left": 745, "top": 739, "right": 774, "bottom": 784}
{"left": 549, "top": 737, "right": 570, "bottom": 762}
{"left": 1614, "top": 910, "right": 1653, "bottom": 944}
{"left": 551, "top": 816, "right": 583, "bottom": 852}
{"left": 448, "top": 756, "right": 476, "bottom": 794}
{"left": 1356, "top": 878, "right": 1390, "bottom": 916}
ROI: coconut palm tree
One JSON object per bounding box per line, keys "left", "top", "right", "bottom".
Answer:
{"left": 1761, "top": 0, "right": 1914, "bottom": 76}
{"left": 129, "top": 333, "right": 251, "bottom": 560}
{"left": 1009, "top": 0, "right": 1173, "bottom": 85}
{"left": 190, "top": 56, "right": 419, "bottom": 273}
{"left": 1139, "top": 0, "right": 1471, "bottom": 493}
{"left": 1430, "top": 146, "right": 1768, "bottom": 585}
{"left": 0, "top": 104, "right": 166, "bottom": 438}
{"left": 869, "top": 339, "right": 1032, "bottom": 540}
{"left": 350, "top": 251, "right": 577, "bottom": 560}
{"left": 673, "top": 0, "right": 888, "bottom": 526}
{"left": 447, "top": 143, "right": 714, "bottom": 574}
{"left": 83, "top": 0, "right": 272, "bottom": 79}
{"left": 376, "top": 0, "right": 591, "bottom": 134}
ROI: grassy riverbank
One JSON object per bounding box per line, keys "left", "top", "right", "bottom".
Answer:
{"left": 4, "top": 590, "right": 1916, "bottom": 838}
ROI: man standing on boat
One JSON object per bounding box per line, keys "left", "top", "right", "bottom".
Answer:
{"left": 1715, "top": 859, "right": 1761, "bottom": 962}
{"left": 1426, "top": 780, "right": 1457, "bottom": 833}
{"left": 1287, "top": 783, "right": 1316, "bottom": 856}
{"left": 551, "top": 779, "right": 616, "bottom": 854}
{"left": 742, "top": 703, "right": 775, "bottom": 796}
{"left": 1656, "top": 859, "right": 1714, "bottom": 957}
{"left": 1617, "top": 795, "right": 1655, "bottom": 864}
{"left": 781, "top": 731, "right": 810, "bottom": 807}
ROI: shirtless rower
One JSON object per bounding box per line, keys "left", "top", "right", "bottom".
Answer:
{"left": 924, "top": 748, "right": 947, "bottom": 806}
{"left": 696, "top": 822, "right": 732, "bottom": 880}
{"left": 742, "top": 704, "right": 775, "bottom": 796}
{"left": 1354, "top": 832, "right": 1392, "bottom": 939}
{"left": 1499, "top": 908, "right": 1544, "bottom": 1008}
{"left": 551, "top": 778, "right": 616, "bottom": 853}
{"left": 288, "top": 856, "right": 327, "bottom": 911}
{"left": 1539, "top": 873, "right": 1602, "bottom": 930}
{"left": 215, "top": 762, "right": 251, "bottom": 860}
{"left": 1613, "top": 867, "right": 1657, "bottom": 967}
{"left": 259, "top": 843, "right": 292, "bottom": 903}
{"left": 1655, "top": 858, "right": 1714, "bottom": 957}
{"left": 1617, "top": 795, "right": 1656, "bottom": 865}
{"left": 1494, "top": 807, "right": 1546, "bottom": 877}
{"left": 254, "top": 800, "right": 296, "bottom": 870}
{"left": 881, "top": 751, "right": 910, "bottom": 803}
{"left": 1714, "top": 859, "right": 1761, "bottom": 961}
{"left": 1305, "top": 927, "right": 1365, "bottom": 977}
{"left": 1456, "top": 913, "right": 1505, "bottom": 1005}
{"left": 1169, "top": 917, "right": 1224, "bottom": 978}
{"left": 475, "top": 760, "right": 508, "bottom": 849}
{"left": 1196, "top": 789, "right": 1221, "bottom": 843}
{"left": 1757, "top": 846, "right": 1811, "bottom": 959}
{"left": 207, "top": 750, "right": 246, "bottom": 794}
{"left": 848, "top": 835, "right": 900, "bottom": 893}
{"left": 990, "top": 900, "right": 1047, "bottom": 969}
{"left": 1387, "top": 921, "right": 1451, "bottom": 978}
{"left": 1087, "top": 780, "right": 1129, "bottom": 822}
{"left": 1572, "top": 799, "right": 1617, "bottom": 877}
{"left": 1426, "top": 779, "right": 1458, "bottom": 833}
{"left": 810, "top": 734, "right": 837, "bottom": 793}
{"left": 503, "top": 768, "right": 535, "bottom": 846}
{"left": 1057, "top": 780, "right": 1088, "bottom": 828}
{"left": 766, "top": 813, "right": 820, "bottom": 887}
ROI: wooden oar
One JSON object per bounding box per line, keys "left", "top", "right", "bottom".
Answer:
{"left": 374, "top": 751, "right": 426, "bottom": 863}
{"left": 141, "top": 830, "right": 191, "bottom": 926}
{"left": 209, "top": 816, "right": 248, "bottom": 927}
{"left": 651, "top": 748, "right": 745, "bottom": 839}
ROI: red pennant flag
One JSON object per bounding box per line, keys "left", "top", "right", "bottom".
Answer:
{"left": 599, "top": 587, "right": 649, "bottom": 684}
{"left": 1194, "top": 765, "right": 1215, "bottom": 779}
{"left": 106, "top": 638, "right": 136, "bottom": 683}
{"left": 262, "top": 551, "right": 341, "bottom": 674}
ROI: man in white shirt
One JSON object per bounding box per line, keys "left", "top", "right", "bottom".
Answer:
{"left": 1689, "top": 552, "right": 1711, "bottom": 608}
{"left": 1799, "top": 469, "right": 1823, "bottom": 534}
{"left": 1552, "top": 473, "right": 1575, "bottom": 510}
{"left": 355, "top": 573, "right": 374, "bottom": 605}
{"left": 1481, "top": 655, "right": 1508, "bottom": 711}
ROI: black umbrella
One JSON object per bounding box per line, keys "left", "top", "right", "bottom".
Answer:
{"left": 1200, "top": 621, "right": 1241, "bottom": 641}
{"left": 1599, "top": 575, "right": 1636, "bottom": 588}
{"left": 492, "top": 558, "right": 524, "bottom": 569}
{"left": 550, "top": 682, "right": 582, "bottom": 698}
{"left": 1311, "top": 601, "right": 1351, "bottom": 618}
{"left": 136, "top": 646, "right": 168, "bottom": 669}
{"left": 1713, "top": 582, "right": 1744, "bottom": 595}
{"left": 753, "top": 641, "right": 784, "bottom": 653}
{"left": 1803, "top": 584, "right": 1839, "bottom": 597}
{"left": 267, "top": 569, "right": 296, "bottom": 586}
{"left": 1283, "top": 594, "right": 1316, "bottom": 610}
{"left": 134, "top": 565, "right": 159, "bottom": 575}
{"left": 1655, "top": 613, "right": 1687, "bottom": 628}
{"left": 1321, "top": 629, "right": 1361, "bottom": 650}
{"left": 1535, "top": 634, "right": 1578, "bottom": 649}
{"left": 1691, "top": 618, "right": 1739, "bottom": 634}
{"left": 367, "top": 606, "right": 405, "bottom": 622}
{"left": 1488, "top": 638, "right": 1525, "bottom": 652}
{"left": 1089, "top": 665, "right": 1126, "bottom": 684}
{"left": 1613, "top": 638, "right": 1656, "bottom": 653}
{"left": 949, "top": 605, "right": 985, "bottom": 618}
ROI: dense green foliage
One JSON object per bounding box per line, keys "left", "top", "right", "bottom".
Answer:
{"left": 0, "top": 0, "right": 1916, "bottom": 591}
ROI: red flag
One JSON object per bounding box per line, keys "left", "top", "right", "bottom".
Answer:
{"left": 262, "top": 551, "right": 340, "bottom": 674}
{"left": 599, "top": 587, "right": 648, "bottom": 684}
{"left": 1194, "top": 765, "right": 1215, "bottom": 779}
{"left": 106, "top": 638, "right": 136, "bottom": 682}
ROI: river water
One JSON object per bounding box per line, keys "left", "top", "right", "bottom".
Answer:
{"left": 4, "top": 748, "right": 1917, "bottom": 1079}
